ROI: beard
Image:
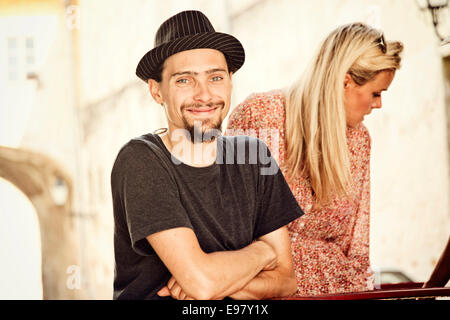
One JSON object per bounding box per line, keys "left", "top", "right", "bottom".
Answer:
{"left": 181, "top": 102, "right": 224, "bottom": 143}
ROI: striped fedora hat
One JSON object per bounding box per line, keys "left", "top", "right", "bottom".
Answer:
{"left": 136, "top": 10, "right": 245, "bottom": 82}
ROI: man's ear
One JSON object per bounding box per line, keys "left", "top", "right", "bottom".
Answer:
{"left": 148, "top": 79, "right": 163, "bottom": 104}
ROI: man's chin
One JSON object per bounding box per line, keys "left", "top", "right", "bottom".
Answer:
{"left": 202, "top": 127, "right": 222, "bottom": 142}
{"left": 184, "top": 123, "right": 223, "bottom": 143}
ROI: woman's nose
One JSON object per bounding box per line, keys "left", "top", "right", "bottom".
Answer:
{"left": 372, "top": 97, "right": 382, "bottom": 109}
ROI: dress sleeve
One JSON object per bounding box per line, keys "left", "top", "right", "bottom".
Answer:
{"left": 346, "top": 129, "right": 373, "bottom": 289}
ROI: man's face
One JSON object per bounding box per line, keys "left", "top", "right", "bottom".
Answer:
{"left": 149, "top": 48, "right": 233, "bottom": 141}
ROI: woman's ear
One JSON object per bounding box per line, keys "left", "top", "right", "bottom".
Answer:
{"left": 344, "top": 73, "right": 353, "bottom": 90}
{"left": 148, "top": 79, "right": 163, "bottom": 104}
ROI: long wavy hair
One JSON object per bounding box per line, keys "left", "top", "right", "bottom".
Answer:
{"left": 284, "top": 22, "right": 403, "bottom": 204}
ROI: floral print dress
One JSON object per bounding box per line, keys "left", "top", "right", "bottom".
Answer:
{"left": 226, "top": 90, "right": 374, "bottom": 296}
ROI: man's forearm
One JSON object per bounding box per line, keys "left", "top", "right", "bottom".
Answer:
{"left": 171, "top": 240, "right": 277, "bottom": 300}
{"left": 229, "top": 227, "right": 298, "bottom": 300}
{"left": 228, "top": 267, "right": 297, "bottom": 300}
{"left": 148, "top": 227, "right": 277, "bottom": 300}
{"left": 203, "top": 241, "right": 277, "bottom": 299}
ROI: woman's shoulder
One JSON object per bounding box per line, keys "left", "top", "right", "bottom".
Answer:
{"left": 228, "top": 89, "right": 287, "bottom": 130}
{"left": 241, "top": 89, "right": 286, "bottom": 110}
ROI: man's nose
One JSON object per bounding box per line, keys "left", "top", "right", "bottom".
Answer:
{"left": 194, "top": 81, "right": 213, "bottom": 103}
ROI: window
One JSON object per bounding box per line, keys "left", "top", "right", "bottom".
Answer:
{"left": 25, "top": 37, "right": 35, "bottom": 74}
{"left": 5, "top": 36, "right": 36, "bottom": 82}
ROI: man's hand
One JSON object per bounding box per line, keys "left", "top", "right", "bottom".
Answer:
{"left": 157, "top": 277, "right": 194, "bottom": 300}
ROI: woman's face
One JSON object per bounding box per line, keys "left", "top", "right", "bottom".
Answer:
{"left": 344, "top": 70, "right": 395, "bottom": 127}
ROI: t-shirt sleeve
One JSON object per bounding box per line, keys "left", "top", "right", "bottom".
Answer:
{"left": 254, "top": 140, "right": 304, "bottom": 239}
{"left": 111, "top": 141, "right": 193, "bottom": 256}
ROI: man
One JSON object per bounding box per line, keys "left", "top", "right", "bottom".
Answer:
{"left": 111, "top": 10, "right": 303, "bottom": 300}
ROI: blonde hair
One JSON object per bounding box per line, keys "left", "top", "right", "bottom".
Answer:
{"left": 285, "top": 22, "right": 403, "bottom": 204}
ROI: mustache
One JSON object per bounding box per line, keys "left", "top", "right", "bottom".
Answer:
{"left": 181, "top": 101, "right": 225, "bottom": 111}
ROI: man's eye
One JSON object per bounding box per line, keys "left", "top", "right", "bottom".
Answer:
{"left": 373, "top": 93, "right": 381, "bottom": 97}
{"left": 176, "top": 78, "right": 189, "bottom": 84}
{"left": 211, "top": 76, "right": 223, "bottom": 82}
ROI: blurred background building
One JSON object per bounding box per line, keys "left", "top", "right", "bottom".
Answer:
{"left": 0, "top": 0, "right": 448, "bottom": 299}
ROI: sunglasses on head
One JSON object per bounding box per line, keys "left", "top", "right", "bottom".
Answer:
{"left": 376, "top": 33, "right": 387, "bottom": 54}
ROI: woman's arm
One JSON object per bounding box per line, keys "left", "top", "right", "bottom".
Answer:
{"left": 346, "top": 128, "right": 373, "bottom": 289}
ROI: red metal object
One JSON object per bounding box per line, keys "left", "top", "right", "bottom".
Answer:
{"left": 284, "top": 283, "right": 450, "bottom": 300}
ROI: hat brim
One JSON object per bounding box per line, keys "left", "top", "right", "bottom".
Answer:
{"left": 136, "top": 32, "right": 245, "bottom": 82}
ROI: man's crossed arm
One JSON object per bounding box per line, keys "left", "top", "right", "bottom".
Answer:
{"left": 147, "top": 226, "right": 297, "bottom": 300}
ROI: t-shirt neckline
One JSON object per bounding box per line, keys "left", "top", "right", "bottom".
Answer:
{"left": 153, "top": 133, "right": 220, "bottom": 173}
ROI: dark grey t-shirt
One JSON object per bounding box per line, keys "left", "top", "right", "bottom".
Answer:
{"left": 111, "top": 133, "right": 303, "bottom": 300}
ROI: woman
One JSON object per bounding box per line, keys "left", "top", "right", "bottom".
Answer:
{"left": 226, "top": 23, "right": 403, "bottom": 296}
